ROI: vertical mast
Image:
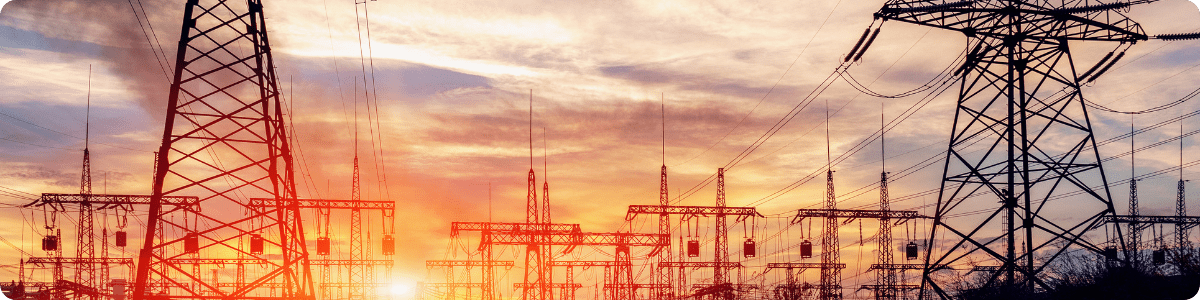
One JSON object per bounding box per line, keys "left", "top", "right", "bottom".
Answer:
{"left": 877, "top": 103, "right": 895, "bottom": 300}
{"left": 1130, "top": 119, "right": 1140, "bottom": 268}
{"left": 77, "top": 64, "right": 96, "bottom": 300}
{"left": 658, "top": 93, "right": 671, "bottom": 300}
{"left": 350, "top": 77, "right": 365, "bottom": 300}
{"left": 1177, "top": 118, "right": 1189, "bottom": 251}
{"left": 820, "top": 98, "right": 841, "bottom": 300}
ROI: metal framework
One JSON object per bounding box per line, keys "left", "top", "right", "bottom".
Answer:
{"left": 246, "top": 198, "right": 393, "bottom": 210}
{"left": 33, "top": 194, "right": 200, "bottom": 209}
{"left": 1178, "top": 180, "right": 1190, "bottom": 251}
{"left": 450, "top": 222, "right": 577, "bottom": 300}
{"left": 426, "top": 260, "right": 514, "bottom": 300}
{"left": 426, "top": 261, "right": 515, "bottom": 268}
{"left": 27, "top": 194, "right": 200, "bottom": 300}
{"left": 547, "top": 261, "right": 628, "bottom": 300}
{"left": 1098, "top": 215, "right": 1200, "bottom": 227}
{"left": 872, "top": 0, "right": 1151, "bottom": 298}
{"left": 792, "top": 205, "right": 926, "bottom": 300}
{"left": 656, "top": 164, "right": 670, "bottom": 300}
{"left": 251, "top": 197, "right": 394, "bottom": 300}
{"left": 25, "top": 257, "right": 135, "bottom": 267}
{"left": 451, "top": 221, "right": 666, "bottom": 300}
{"left": 765, "top": 263, "right": 845, "bottom": 300}
{"left": 626, "top": 169, "right": 762, "bottom": 300}
{"left": 820, "top": 168, "right": 839, "bottom": 300}
{"left": 424, "top": 261, "right": 514, "bottom": 300}
{"left": 793, "top": 210, "right": 925, "bottom": 223}
{"left": 131, "top": 0, "right": 312, "bottom": 299}
{"left": 77, "top": 118, "right": 95, "bottom": 300}
{"left": 24, "top": 257, "right": 136, "bottom": 300}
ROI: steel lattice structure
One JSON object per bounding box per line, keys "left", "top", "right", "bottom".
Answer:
{"left": 250, "top": 197, "right": 396, "bottom": 300}
{"left": 872, "top": 0, "right": 1150, "bottom": 298}
{"left": 655, "top": 165, "right": 670, "bottom": 300}
{"left": 766, "top": 262, "right": 846, "bottom": 300}
{"left": 821, "top": 169, "right": 840, "bottom": 300}
{"left": 76, "top": 147, "right": 96, "bottom": 300}
{"left": 131, "top": 0, "right": 313, "bottom": 299}
{"left": 450, "top": 221, "right": 666, "bottom": 300}
{"left": 626, "top": 169, "right": 762, "bottom": 300}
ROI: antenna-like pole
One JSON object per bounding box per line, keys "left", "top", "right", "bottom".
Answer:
{"left": 825, "top": 98, "right": 831, "bottom": 166}
{"left": 354, "top": 76, "right": 359, "bottom": 154}
{"left": 530, "top": 89, "right": 534, "bottom": 169}
{"left": 662, "top": 93, "right": 666, "bottom": 166}
{"left": 488, "top": 181, "right": 492, "bottom": 223}
{"left": 85, "top": 64, "right": 91, "bottom": 148}
{"left": 544, "top": 127, "right": 548, "bottom": 181}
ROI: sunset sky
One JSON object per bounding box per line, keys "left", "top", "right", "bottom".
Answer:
{"left": 2, "top": 0, "right": 1200, "bottom": 298}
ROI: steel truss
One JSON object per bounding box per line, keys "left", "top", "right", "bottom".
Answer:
{"left": 27, "top": 193, "right": 200, "bottom": 300}
{"left": 251, "top": 198, "right": 395, "bottom": 300}
{"left": 455, "top": 223, "right": 666, "bottom": 300}
{"left": 626, "top": 168, "right": 762, "bottom": 300}
{"left": 792, "top": 199, "right": 926, "bottom": 300}
{"left": 874, "top": 0, "right": 1149, "bottom": 298}
{"left": 546, "top": 261, "right": 627, "bottom": 300}
{"left": 766, "top": 263, "right": 845, "bottom": 300}
{"left": 131, "top": 0, "right": 312, "bottom": 299}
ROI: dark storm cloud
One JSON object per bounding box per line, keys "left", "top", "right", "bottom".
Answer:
{"left": 2, "top": 0, "right": 182, "bottom": 118}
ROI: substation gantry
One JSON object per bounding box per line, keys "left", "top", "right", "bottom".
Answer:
{"left": 424, "top": 260, "right": 516, "bottom": 300}
{"left": 626, "top": 168, "right": 763, "bottom": 300}
{"left": 792, "top": 208, "right": 928, "bottom": 300}
{"left": 249, "top": 198, "right": 397, "bottom": 300}
{"left": 449, "top": 222, "right": 667, "bottom": 300}
{"left": 25, "top": 194, "right": 199, "bottom": 300}
{"left": 764, "top": 263, "right": 844, "bottom": 300}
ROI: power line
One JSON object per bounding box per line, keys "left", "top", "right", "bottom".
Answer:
{"left": 671, "top": 0, "right": 850, "bottom": 168}
{"left": 0, "top": 110, "right": 151, "bottom": 153}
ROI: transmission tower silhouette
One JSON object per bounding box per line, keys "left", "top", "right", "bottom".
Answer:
{"left": 131, "top": 0, "right": 313, "bottom": 299}
{"left": 873, "top": 0, "right": 1152, "bottom": 297}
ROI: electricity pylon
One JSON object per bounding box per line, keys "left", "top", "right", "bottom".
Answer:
{"left": 873, "top": 0, "right": 1150, "bottom": 298}
{"left": 131, "top": 0, "right": 313, "bottom": 299}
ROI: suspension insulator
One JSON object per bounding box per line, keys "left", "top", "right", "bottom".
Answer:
{"left": 1087, "top": 51, "right": 1125, "bottom": 83}
{"left": 743, "top": 239, "right": 756, "bottom": 258}
{"left": 1153, "top": 249, "right": 1166, "bottom": 265}
{"left": 250, "top": 234, "right": 264, "bottom": 254}
{"left": 382, "top": 235, "right": 395, "bottom": 255}
{"left": 316, "top": 237, "right": 331, "bottom": 255}
{"left": 687, "top": 240, "right": 700, "bottom": 257}
{"left": 800, "top": 240, "right": 812, "bottom": 259}
{"left": 115, "top": 231, "right": 127, "bottom": 248}
{"left": 1158, "top": 32, "right": 1200, "bottom": 41}
{"left": 1078, "top": 51, "right": 1114, "bottom": 82}
{"left": 846, "top": 28, "right": 872, "bottom": 62}
{"left": 852, "top": 27, "right": 882, "bottom": 62}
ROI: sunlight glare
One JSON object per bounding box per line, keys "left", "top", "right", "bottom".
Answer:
{"left": 388, "top": 282, "right": 415, "bottom": 298}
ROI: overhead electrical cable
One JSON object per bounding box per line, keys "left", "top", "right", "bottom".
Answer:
{"left": 671, "top": 0, "right": 850, "bottom": 167}
{"left": 0, "top": 111, "right": 149, "bottom": 152}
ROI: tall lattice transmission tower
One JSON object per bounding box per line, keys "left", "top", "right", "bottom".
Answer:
{"left": 131, "top": 0, "right": 313, "bottom": 299}
{"left": 872, "top": 0, "right": 1150, "bottom": 297}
